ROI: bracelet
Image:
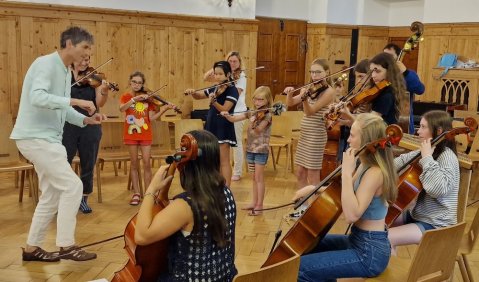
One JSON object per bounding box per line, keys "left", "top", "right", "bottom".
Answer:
{"left": 144, "top": 192, "right": 156, "bottom": 200}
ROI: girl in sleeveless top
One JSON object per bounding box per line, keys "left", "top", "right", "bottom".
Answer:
{"left": 135, "top": 130, "right": 237, "bottom": 281}
{"left": 293, "top": 113, "right": 398, "bottom": 281}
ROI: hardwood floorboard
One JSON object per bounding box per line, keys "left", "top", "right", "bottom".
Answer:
{"left": 0, "top": 158, "right": 478, "bottom": 281}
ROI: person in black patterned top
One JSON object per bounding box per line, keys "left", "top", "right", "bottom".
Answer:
{"left": 135, "top": 130, "right": 237, "bottom": 281}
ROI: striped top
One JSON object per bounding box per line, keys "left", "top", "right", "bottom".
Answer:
{"left": 394, "top": 147, "right": 460, "bottom": 228}
{"left": 294, "top": 95, "right": 328, "bottom": 170}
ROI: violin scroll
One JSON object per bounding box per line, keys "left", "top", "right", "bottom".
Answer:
{"left": 365, "top": 124, "right": 403, "bottom": 154}
{"left": 444, "top": 117, "right": 478, "bottom": 140}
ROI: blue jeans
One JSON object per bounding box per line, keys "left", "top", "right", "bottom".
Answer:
{"left": 298, "top": 226, "right": 391, "bottom": 282}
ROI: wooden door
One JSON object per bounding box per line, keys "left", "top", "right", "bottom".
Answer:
{"left": 389, "top": 37, "right": 419, "bottom": 71}
{"left": 256, "top": 18, "right": 307, "bottom": 97}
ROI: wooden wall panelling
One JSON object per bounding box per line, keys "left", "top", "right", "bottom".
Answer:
{"left": 0, "top": 16, "right": 19, "bottom": 116}
{"left": 416, "top": 24, "right": 479, "bottom": 104}
{"left": 357, "top": 26, "right": 389, "bottom": 62}
{"left": 0, "top": 1, "right": 258, "bottom": 119}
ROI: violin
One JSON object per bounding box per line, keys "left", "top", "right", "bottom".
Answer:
{"left": 252, "top": 107, "right": 268, "bottom": 129}
{"left": 385, "top": 117, "right": 477, "bottom": 226}
{"left": 324, "top": 79, "right": 391, "bottom": 128}
{"left": 137, "top": 86, "right": 182, "bottom": 114}
{"left": 112, "top": 134, "right": 199, "bottom": 282}
{"left": 77, "top": 67, "right": 120, "bottom": 91}
{"left": 262, "top": 124, "right": 403, "bottom": 267}
{"left": 302, "top": 80, "right": 329, "bottom": 101}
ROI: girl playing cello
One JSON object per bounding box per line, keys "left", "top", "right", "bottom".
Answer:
{"left": 293, "top": 113, "right": 398, "bottom": 281}
{"left": 134, "top": 130, "right": 237, "bottom": 281}
{"left": 388, "top": 110, "right": 460, "bottom": 255}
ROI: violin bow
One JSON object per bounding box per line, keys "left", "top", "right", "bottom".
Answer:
{"left": 185, "top": 76, "right": 247, "bottom": 95}
{"left": 283, "top": 65, "right": 355, "bottom": 95}
{"left": 71, "top": 57, "right": 114, "bottom": 87}
{"left": 145, "top": 84, "right": 168, "bottom": 98}
{"left": 220, "top": 102, "right": 286, "bottom": 117}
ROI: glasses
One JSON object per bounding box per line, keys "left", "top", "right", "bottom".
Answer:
{"left": 309, "top": 70, "right": 324, "bottom": 75}
{"left": 131, "top": 80, "right": 143, "bottom": 85}
{"left": 253, "top": 98, "right": 265, "bottom": 101}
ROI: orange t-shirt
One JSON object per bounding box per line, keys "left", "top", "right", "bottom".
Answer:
{"left": 120, "top": 93, "right": 156, "bottom": 141}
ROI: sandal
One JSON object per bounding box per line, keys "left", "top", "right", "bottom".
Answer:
{"left": 79, "top": 197, "right": 92, "bottom": 214}
{"left": 59, "top": 246, "right": 96, "bottom": 261}
{"left": 22, "top": 247, "right": 60, "bottom": 262}
{"left": 130, "top": 193, "right": 141, "bottom": 206}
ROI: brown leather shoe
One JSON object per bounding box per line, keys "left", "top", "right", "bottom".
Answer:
{"left": 59, "top": 246, "right": 96, "bottom": 261}
{"left": 22, "top": 247, "right": 60, "bottom": 262}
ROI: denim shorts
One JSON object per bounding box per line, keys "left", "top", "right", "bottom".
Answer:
{"left": 404, "top": 211, "right": 436, "bottom": 233}
{"left": 298, "top": 225, "right": 391, "bottom": 281}
{"left": 246, "top": 152, "right": 268, "bottom": 165}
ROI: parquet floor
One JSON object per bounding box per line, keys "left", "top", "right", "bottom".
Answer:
{"left": 0, "top": 156, "right": 478, "bottom": 281}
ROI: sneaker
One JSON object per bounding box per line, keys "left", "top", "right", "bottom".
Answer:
{"left": 22, "top": 247, "right": 60, "bottom": 262}
{"left": 231, "top": 175, "right": 241, "bottom": 181}
{"left": 59, "top": 246, "right": 96, "bottom": 261}
{"left": 79, "top": 197, "right": 92, "bottom": 214}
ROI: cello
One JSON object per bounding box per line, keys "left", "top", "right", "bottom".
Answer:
{"left": 385, "top": 116, "right": 477, "bottom": 226}
{"left": 262, "top": 124, "right": 403, "bottom": 267}
{"left": 112, "top": 134, "right": 199, "bottom": 282}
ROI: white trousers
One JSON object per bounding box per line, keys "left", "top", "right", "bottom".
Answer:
{"left": 232, "top": 120, "right": 246, "bottom": 176}
{"left": 16, "top": 139, "right": 83, "bottom": 247}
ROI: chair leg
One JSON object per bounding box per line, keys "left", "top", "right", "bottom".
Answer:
{"left": 270, "top": 147, "right": 277, "bottom": 171}
{"left": 290, "top": 144, "right": 295, "bottom": 174}
{"left": 123, "top": 160, "right": 128, "bottom": 175}
{"left": 113, "top": 161, "right": 119, "bottom": 176}
{"left": 284, "top": 145, "right": 290, "bottom": 178}
{"left": 276, "top": 147, "right": 282, "bottom": 164}
{"left": 463, "top": 254, "right": 475, "bottom": 282}
{"left": 27, "top": 170, "right": 35, "bottom": 205}
{"left": 31, "top": 170, "right": 39, "bottom": 205}
{"left": 19, "top": 171, "right": 24, "bottom": 203}
{"left": 15, "top": 171, "right": 19, "bottom": 188}
{"left": 96, "top": 162, "right": 102, "bottom": 203}
{"left": 457, "top": 255, "right": 471, "bottom": 282}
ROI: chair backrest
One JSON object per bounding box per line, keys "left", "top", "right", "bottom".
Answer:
{"left": 452, "top": 120, "right": 469, "bottom": 153}
{"left": 0, "top": 113, "right": 21, "bottom": 164}
{"left": 457, "top": 167, "right": 471, "bottom": 223}
{"left": 174, "top": 119, "right": 204, "bottom": 147}
{"left": 406, "top": 222, "right": 466, "bottom": 282}
{"left": 99, "top": 119, "right": 126, "bottom": 152}
{"left": 281, "top": 111, "right": 303, "bottom": 134}
{"left": 151, "top": 120, "right": 172, "bottom": 151}
{"left": 233, "top": 254, "right": 300, "bottom": 282}
{"left": 463, "top": 206, "right": 479, "bottom": 254}
{"left": 273, "top": 94, "right": 287, "bottom": 106}
{"left": 271, "top": 115, "right": 292, "bottom": 140}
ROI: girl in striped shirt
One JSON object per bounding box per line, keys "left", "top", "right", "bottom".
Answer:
{"left": 388, "top": 110, "right": 460, "bottom": 255}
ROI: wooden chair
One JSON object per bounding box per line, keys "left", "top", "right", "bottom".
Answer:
{"left": 368, "top": 222, "right": 467, "bottom": 282}
{"left": 150, "top": 120, "right": 174, "bottom": 167}
{"left": 96, "top": 120, "right": 134, "bottom": 203}
{"left": 456, "top": 207, "right": 479, "bottom": 282}
{"left": 233, "top": 254, "right": 300, "bottom": 282}
{"left": 269, "top": 115, "right": 293, "bottom": 176}
{"left": 0, "top": 113, "right": 37, "bottom": 205}
{"left": 280, "top": 111, "right": 303, "bottom": 173}
{"left": 458, "top": 167, "right": 472, "bottom": 223}
{"left": 173, "top": 119, "right": 204, "bottom": 147}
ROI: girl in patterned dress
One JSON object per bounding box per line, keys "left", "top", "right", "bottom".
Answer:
{"left": 221, "top": 86, "right": 273, "bottom": 216}
{"left": 135, "top": 130, "right": 237, "bottom": 281}
{"left": 185, "top": 61, "right": 239, "bottom": 188}
{"left": 284, "top": 59, "right": 336, "bottom": 190}
{"left": 119, "top": 71, "right": 176, "bottom": 205}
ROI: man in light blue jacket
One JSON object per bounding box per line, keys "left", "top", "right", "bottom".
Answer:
{"left": 11, "top": 26, "right": 104, "bottom": 262}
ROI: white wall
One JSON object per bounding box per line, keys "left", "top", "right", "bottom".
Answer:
{"left": 255, "top": 0, "right": 310, "bottom": 20}
{"left": 6, "top": 0, "right": 257, "bottom": 19}
{"left": 388, "top": 0, "right": 425, "bottom": 26}
{"left": 324, "top": 0, "right": 359, "bottom": 25}
{"left": 423, "top": 0, "right": 479, "bottom": 23}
